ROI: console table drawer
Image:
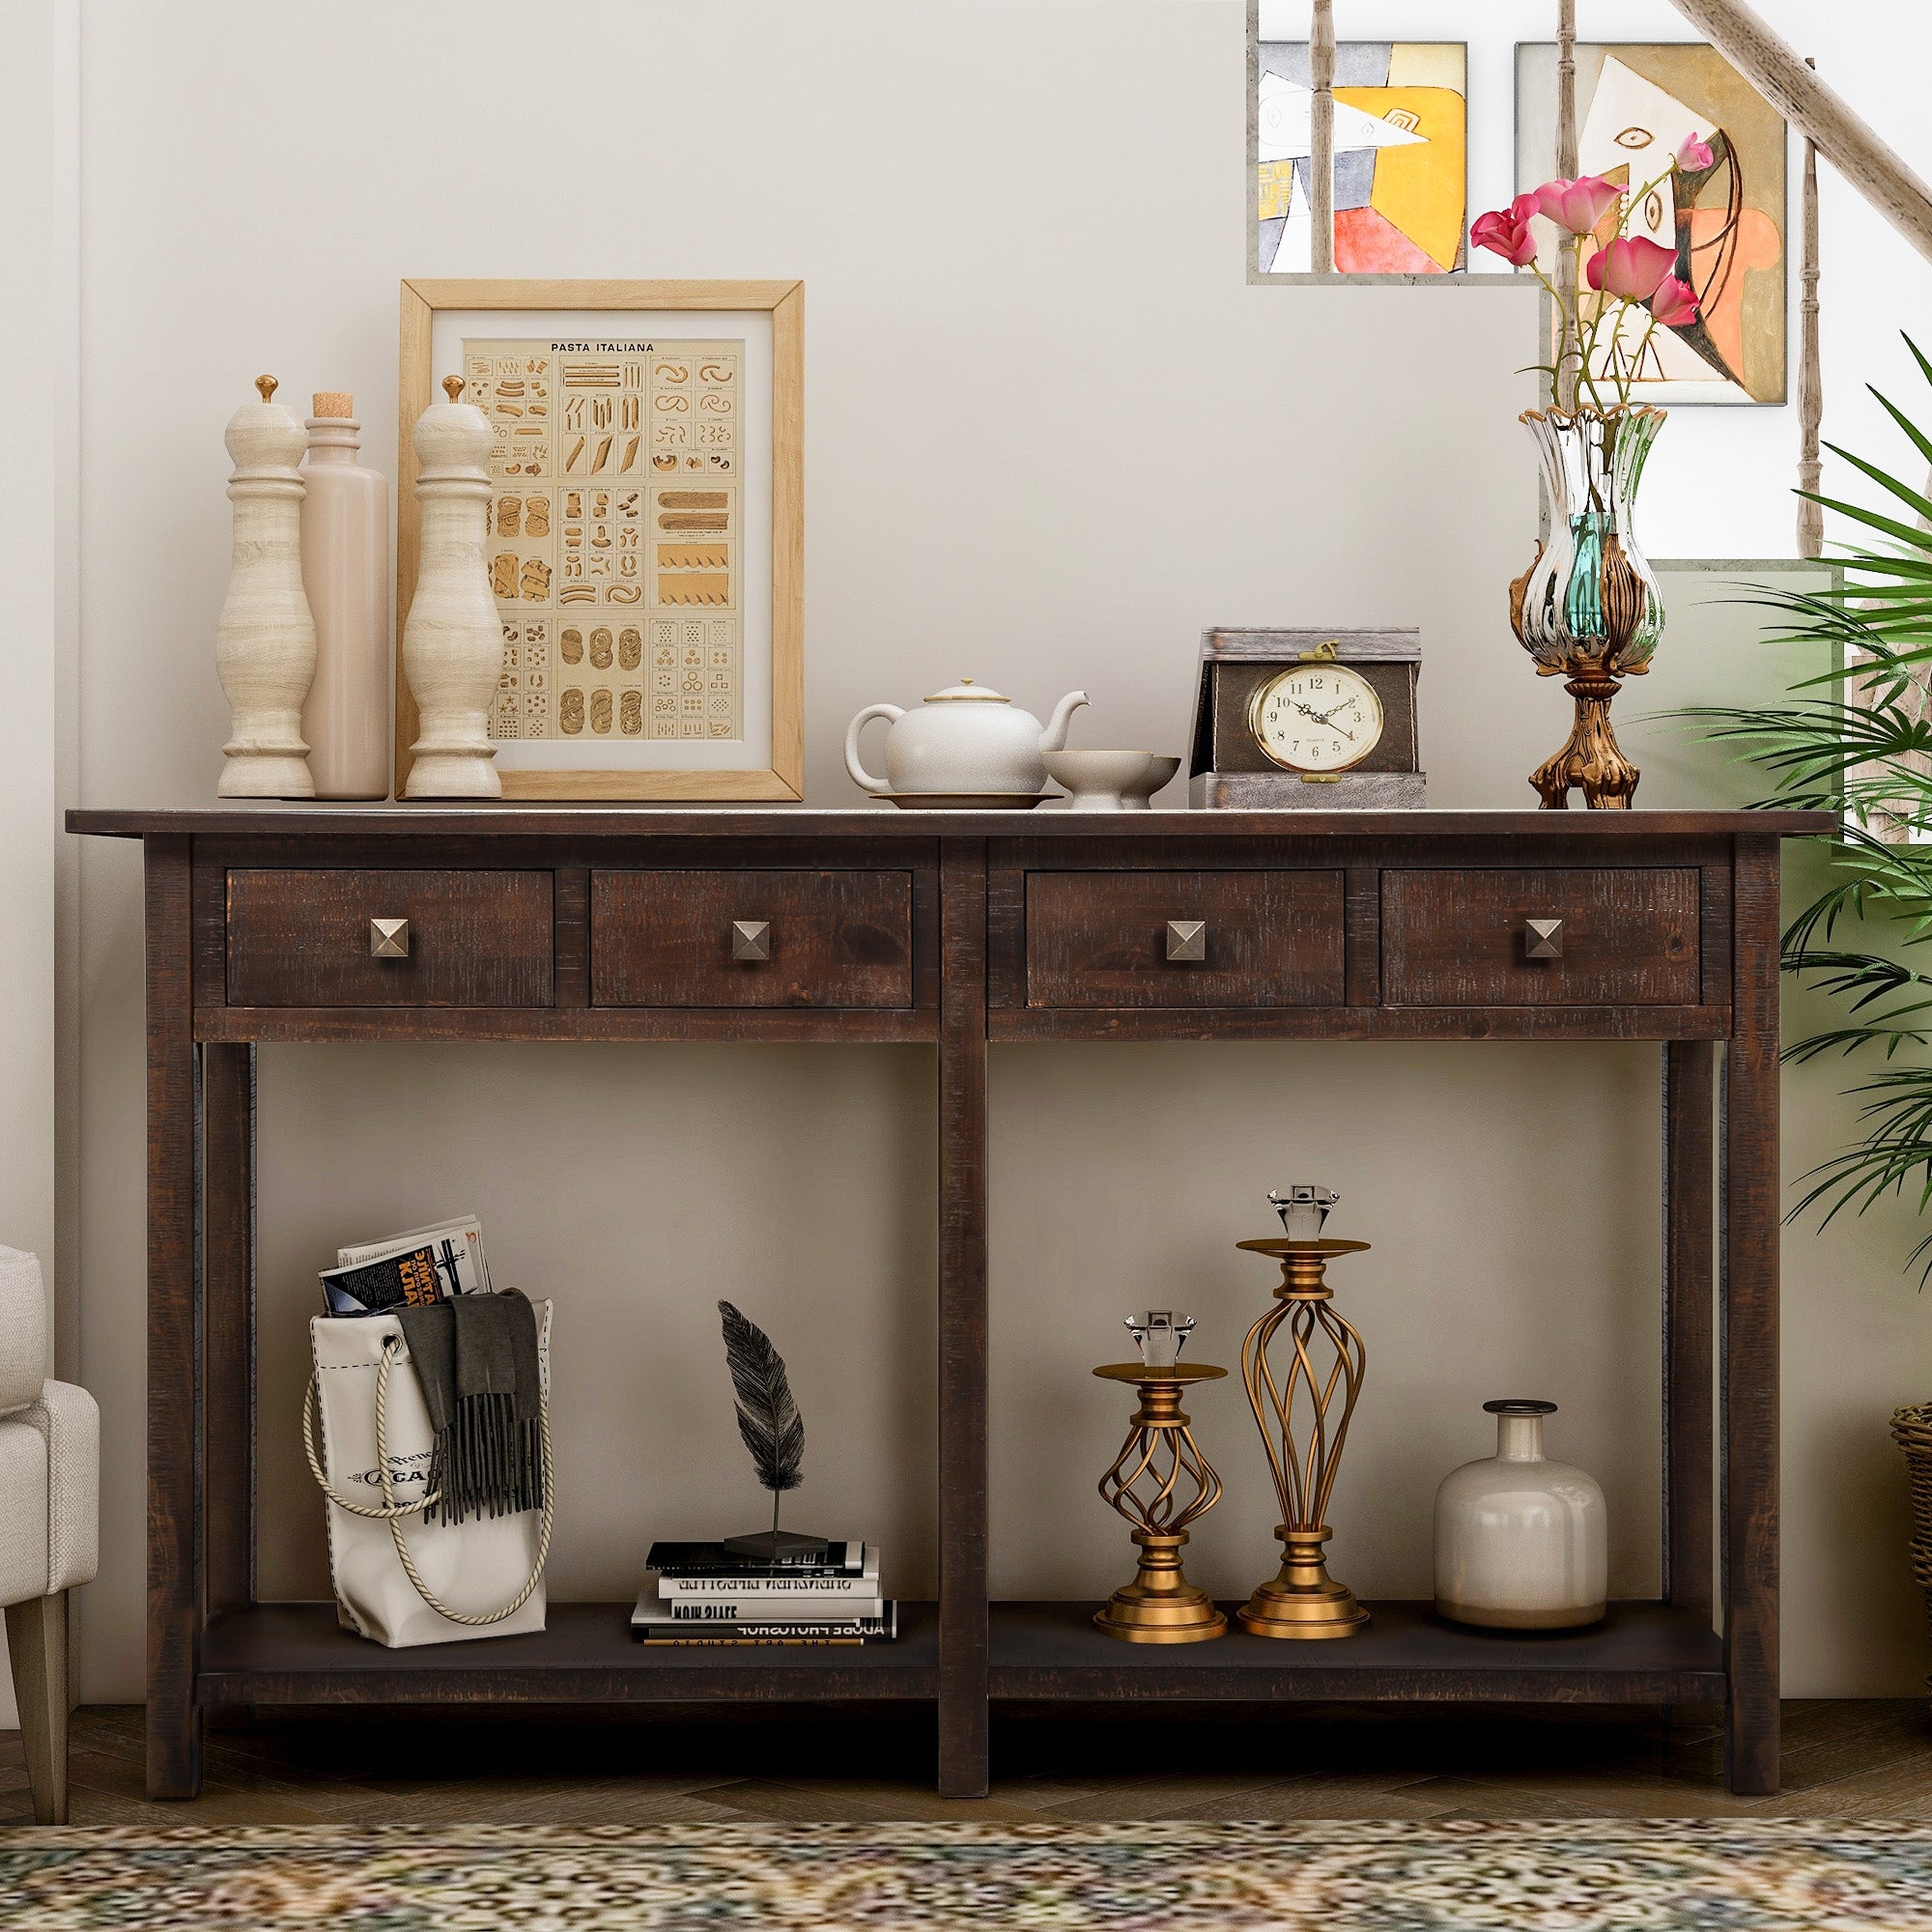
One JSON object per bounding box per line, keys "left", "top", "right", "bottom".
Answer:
{"left": 591, "top": 869, "right": 915, "bottom": 1008}
{"left": 1382, "top": 867, "right": 1702, "bottom": 1007}
{"left": 225, "top": 868, "right": 555, "bottom": 1008}
{"left": 1025, "top": 869, "right": 1346, "bottom": 1008}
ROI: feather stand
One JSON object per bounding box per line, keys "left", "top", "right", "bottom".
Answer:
{"left": 718, "top": 1300, "right": 829, "bottom": 1560}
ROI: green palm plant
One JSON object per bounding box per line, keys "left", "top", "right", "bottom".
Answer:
{"left": 1688, "top": 337, "right": 1932, "bottom": 1279}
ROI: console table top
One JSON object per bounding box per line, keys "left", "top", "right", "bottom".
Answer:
{"left": 68, "top": 805, "right": 1836, "bottom": 840}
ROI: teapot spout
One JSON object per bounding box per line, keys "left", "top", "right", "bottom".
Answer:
{"left": 1039, "top": 690, "right": 1090, "bottom": 753}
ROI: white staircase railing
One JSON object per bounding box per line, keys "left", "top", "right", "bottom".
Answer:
{"left": 1797, "top": 69, "right": 1823, "bottom": 559}
{"left": 1309, "top": 0, "right": 1336, "bottom": 274}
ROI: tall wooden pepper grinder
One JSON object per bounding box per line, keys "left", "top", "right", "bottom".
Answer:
{"left": 215, "top": 376, "right": 317, "bottom": 797}
{"left": 300, "top": 392, "right": 390, "bottom": 799}
{"left": 400, "top": 376, "right": 502, "bottom": 798}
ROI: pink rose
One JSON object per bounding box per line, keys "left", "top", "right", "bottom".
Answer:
{"left": 1534, "top": 175, "right": 1622, "bottom": 236}
{"left": 1586, "top": 236, "right": 1678, "bottom": 301}
{"left": 1676, "top": 132, "right": 1716, "bottom": 171}
{"left": 1649, "top": 275, "right": 1701, "bottom": 327}
{"left": 1471, "top": 192, "right": 1540, "bottom": 267}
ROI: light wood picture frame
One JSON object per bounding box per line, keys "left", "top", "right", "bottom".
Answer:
{"left": 396, "top": 279, "right": 804, "bottom": 800}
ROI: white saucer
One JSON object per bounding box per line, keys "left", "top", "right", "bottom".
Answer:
{"left": 881, "top": 791, "right": 1058, "bottom": 810}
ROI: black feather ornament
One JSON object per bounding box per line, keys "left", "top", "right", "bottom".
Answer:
{"left": 717, "top": 1300, "right": 829, "bottom": 1561}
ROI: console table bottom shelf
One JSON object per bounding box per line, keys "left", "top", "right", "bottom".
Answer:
{"left": 197, "top": 1600, "right": 1720, "bottom": 1710}
{"left": 990, "top": 1599, "right": 1722, "bottom": 1704}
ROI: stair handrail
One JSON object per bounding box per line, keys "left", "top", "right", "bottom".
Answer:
{"left": 1666, "top": 0, "right": 1932, "bottom": 265}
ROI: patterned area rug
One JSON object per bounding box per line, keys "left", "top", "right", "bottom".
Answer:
{"left": 3, "top": 1819, "right": 1931, "bottom": 1930}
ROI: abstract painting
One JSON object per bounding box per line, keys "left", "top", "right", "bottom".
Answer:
{"left": 1254, "top": 42, "right": 1467, "bottom": 276}
{"left": 1517, "top": 43, "right": 1787, "bottom": 405}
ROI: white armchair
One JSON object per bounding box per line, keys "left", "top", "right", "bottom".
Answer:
{"left": 0, "top": 1246, "right": 98, "bottom": 1824}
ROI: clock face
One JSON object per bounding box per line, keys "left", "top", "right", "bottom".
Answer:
{"left": 1248, "top": 665, "right": 1385, "bottom": 774}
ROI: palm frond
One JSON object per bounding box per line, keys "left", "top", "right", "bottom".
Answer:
{"left": 1673, "top": 331, "right": 1932, "bottom": 1282}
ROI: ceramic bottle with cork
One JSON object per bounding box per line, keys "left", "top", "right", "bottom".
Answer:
{"left": 299, "top": 392, "right": 390, "bottom": 798}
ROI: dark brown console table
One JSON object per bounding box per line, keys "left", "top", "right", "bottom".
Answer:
{"left": 71, "top": 806, "right": 1826, "bottom": 1802}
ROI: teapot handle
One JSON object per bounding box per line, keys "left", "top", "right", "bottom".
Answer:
{"left": 844, "top": 704, "right": 903, "bottom": 795}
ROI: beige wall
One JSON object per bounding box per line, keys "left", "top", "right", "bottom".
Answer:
{"left": 1, "top": 0, "right": 76, "bottom": 1733}
{"left": 55, "top": 0, "right": 1932, "bottom": 1710}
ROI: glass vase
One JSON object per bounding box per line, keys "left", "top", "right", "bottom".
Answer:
{"left": 1509, "top": 405, "right": 1666, "bottom": 810}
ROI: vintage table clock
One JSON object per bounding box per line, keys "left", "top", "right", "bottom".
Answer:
{"left": 1188, "top": 628, "right": 1423, "bottom": 809}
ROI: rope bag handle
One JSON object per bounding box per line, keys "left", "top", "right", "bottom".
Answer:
{"left": 302, "top": 1331, "right": 554, "bottom": 1627}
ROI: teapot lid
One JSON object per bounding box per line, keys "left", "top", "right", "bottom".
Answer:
{"left": 925, "top": 677, "right": 1009, "bottom": 703}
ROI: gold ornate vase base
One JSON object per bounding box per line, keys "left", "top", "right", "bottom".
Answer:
{"left": 1529, "top": 675, "right": 1640, "bottom": 810}
{"left": 1094, "top": 1529, "right": 1228, "bottom": 1644}
{"left": 1236, "top": 1525, "right": 1370, "bottom": 1640}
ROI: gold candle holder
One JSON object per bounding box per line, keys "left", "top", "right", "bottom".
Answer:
{"left": 1092, "top": 1363, "right": 1228, "bottom": 1643}
{"left": 1236, "top": 1237, "right": 1371, "bottom": 1639}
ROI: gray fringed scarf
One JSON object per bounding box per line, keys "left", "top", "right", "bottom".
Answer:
{"left": 396, "top": 1290, "right": 544, "bottom": 1525}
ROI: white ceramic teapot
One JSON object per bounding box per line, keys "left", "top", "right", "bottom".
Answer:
{"left": 845, "top": 680, "right": 1089, "bottom": 798}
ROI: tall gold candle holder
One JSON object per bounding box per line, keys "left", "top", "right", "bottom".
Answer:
{"left": 1236, "top": 1232, "right": 1372, "bottom": 1639}
{"left": 1093, "top": 1359, "right": 1228, "bottom": 1644}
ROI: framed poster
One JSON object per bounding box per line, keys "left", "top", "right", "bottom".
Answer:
{"left": 1251, "top": 37, "right": 1468, "bottom": 279}
{"left": 396, "top": 279, "right": 804, "bottom": 799}
{"left": 1516, "top": 45, "right": 1788, "bottom": 405}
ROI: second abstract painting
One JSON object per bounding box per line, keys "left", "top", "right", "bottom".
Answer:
{"left": 1517, "top": 43, "right": 1787, "bottom": 404}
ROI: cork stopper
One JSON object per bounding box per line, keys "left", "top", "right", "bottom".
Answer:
{"left": 312, "top": 391, "right": 353, "bottom": 417}
{"left": 442, "top": 375, "right": 465, "bottom": 402}
{"left": 255, "top": 374, "right": 279, "bottom": 403}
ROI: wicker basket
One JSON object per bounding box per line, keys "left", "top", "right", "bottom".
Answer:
{"left": 1893, "top": 1404, "right": 1932, "bottom": 1662}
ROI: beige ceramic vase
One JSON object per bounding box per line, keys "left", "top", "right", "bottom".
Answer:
{"left": 299, "top": 393, "right": 390, "bottom": 799}
{"left": 1434, "top": 1399, "right": 1606, "bottom": 1631}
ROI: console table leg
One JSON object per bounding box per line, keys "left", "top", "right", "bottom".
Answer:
{"left": 202, "top": 1043, "right": 255, "bottom": 1733}
{"left": 937, "top": 840, "right": 990, "bottom": 1799}
{"left": 145, "top": 835, "right": 202, "bottom": 1799}
{"left": 1664, "top": 1038, "right": 1715, "bottom": 1624}
{"left": 1722, "top": 838, "right": 1781, "bottom": 1796}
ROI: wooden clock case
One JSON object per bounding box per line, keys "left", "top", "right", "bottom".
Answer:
{"left": 1188, "top": 627, "right": 1425, "bottom": 809}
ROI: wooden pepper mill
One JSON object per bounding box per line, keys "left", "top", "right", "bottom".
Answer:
{"left": 400, "top": 376, "right": 502, "bottom": 799}
{"left": 215, "top": 376, "right": 317, "bottom": 798}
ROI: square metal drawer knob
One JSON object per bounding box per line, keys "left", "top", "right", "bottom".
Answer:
{"left": 1524, "top": 917, "right": 1565, "bottom": 961}
{"left": 369, "top": 917, "right": 411, "bottom": 959}
{"left": 1166, "top": 920, "right": 1208, "bottom": 963}
{"left": 731, "top": 920, "right": 773, "bottom": 962}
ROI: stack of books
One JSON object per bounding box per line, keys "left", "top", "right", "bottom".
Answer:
{"left": 631, "top": 1541, "right": 895, "bottom": 1645}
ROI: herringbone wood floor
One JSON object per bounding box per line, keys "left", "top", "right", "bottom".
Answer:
{"left": 2, "top": 1701, "right": 1930, "bottom": 1825}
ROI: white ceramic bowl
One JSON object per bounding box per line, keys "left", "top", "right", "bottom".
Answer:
{"left": 1042, "top": 751, "right": 1181, "bottom": 811}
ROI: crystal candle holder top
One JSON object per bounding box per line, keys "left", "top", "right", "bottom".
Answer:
{"left": 1267, "top": 1185, "right": 1340, "bottom": 1242}
{"left": 1124, "top": 1311, "right": 1194, "bottom": 1370}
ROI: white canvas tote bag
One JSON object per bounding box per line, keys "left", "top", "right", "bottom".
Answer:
{"left": 303, "top": 1300, "right": 553, "bottom": 1648}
